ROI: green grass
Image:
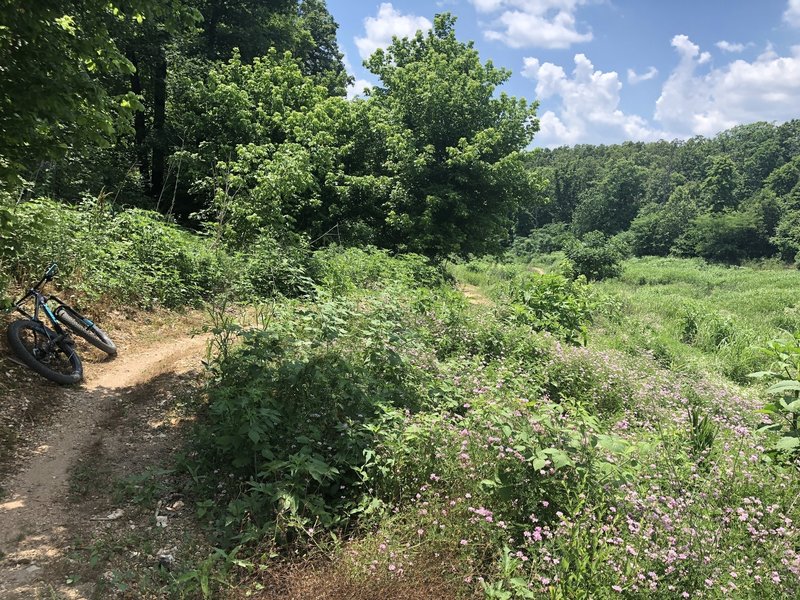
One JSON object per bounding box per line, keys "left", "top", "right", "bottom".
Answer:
{"left": 590, "top": 256, "right": 800, "bottom": 382}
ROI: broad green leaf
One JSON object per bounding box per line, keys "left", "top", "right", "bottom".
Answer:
{"left": 766, "top": 380, "right": 800, "bottom": 394}
{"left": 775, "top": 437, "right": 800, "bottom": 451}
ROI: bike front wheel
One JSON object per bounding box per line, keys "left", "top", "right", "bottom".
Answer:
{"left": 54, "top": 306, "right": 117, "bottom": 356}
{"left": 7, "top": 320, "right": 83, "bottom": 384}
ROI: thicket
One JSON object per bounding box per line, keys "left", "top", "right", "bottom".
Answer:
{"left": 0, "top": 198, "right": 314, "bottom": 310}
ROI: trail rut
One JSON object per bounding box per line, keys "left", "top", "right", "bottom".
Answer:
{"left": 0, "top": 331, "right": 209, "bottom": 598}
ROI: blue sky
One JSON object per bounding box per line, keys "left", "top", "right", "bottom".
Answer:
{"left": 327, "top": 0, "right": 800, "bottom": 147}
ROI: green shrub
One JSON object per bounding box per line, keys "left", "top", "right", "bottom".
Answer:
{"left": 511, "top": 223, "right": 575, "bottom": 257}
{"left": 501, "top": 272, "right": 596, "bottom": 344}
{"left": 242, "top": 233, "right": 314, "bottom": 298}
{"left": 310, "top": 246, "right": 441, "bottom": 296}
{"left": 678, "top": 210, "right": 772, "bottom": 263}
{"left": 1, "top": 198, "right": 235, "bottom": 308}
{"left": 564, "top": 231, "right": 624, "bottom": 281}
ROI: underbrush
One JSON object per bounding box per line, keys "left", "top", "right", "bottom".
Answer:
{"left": 0, "top": 198, "right": 312, "bottom": 310}
{"left": 182, "top": 248, "right": 800, "bottom": 599}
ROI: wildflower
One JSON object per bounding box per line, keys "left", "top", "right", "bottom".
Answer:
{"left": 460, "top": 539, "right": 469, "bottom": 546}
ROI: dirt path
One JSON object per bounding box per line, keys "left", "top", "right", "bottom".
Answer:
{"left": 0, "top": 330, "right": 209, "bottom": 599}
{"left": 458, "top": 283, "right": 493, "bottom": 307}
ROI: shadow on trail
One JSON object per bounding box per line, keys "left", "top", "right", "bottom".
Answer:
{"left": 0, "top": 363, "right": 203, "bottom": 599}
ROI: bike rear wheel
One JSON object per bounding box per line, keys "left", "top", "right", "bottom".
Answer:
{"left": 7, "top": 320, "right": 83, "bottom": 384}
{"left": 54, "top": 305, "right": 117, "bottom": 356}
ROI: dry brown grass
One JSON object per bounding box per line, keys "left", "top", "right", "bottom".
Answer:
{"left": 225, "top": 545, "right": 476, "bottom": 600}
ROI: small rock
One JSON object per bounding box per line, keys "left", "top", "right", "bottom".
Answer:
{"left": 157, "top": 553, "right": 176, "bottom": 570}
{"left": 24, "top": 565, "right": 41, "bottom": 574}
{"left": 106, "top": 508, "right": 124, "bottom": 520}
{"left": 156, "top": 515, "right": 168, "bottom": 528}
{"left": 170, "top": 500, "right": 185, "bottom": 511}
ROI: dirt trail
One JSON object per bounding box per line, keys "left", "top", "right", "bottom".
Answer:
{"left": 458, "top": 283, "right": 493, "bottom": 307}
{"left": 0, "top": 331, "right": 209, "bottom": 598}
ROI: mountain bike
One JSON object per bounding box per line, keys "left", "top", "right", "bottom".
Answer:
{"left": 6, "top": 264, "right": 117, "bottom": 384}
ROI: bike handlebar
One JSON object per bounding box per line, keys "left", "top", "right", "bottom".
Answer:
{"left": 31, "top": 263, "right": 58, "bottom": 292}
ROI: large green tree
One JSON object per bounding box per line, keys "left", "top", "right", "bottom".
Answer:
{"left": 364, "top": 14, "right": 542, "bottom": 258}
{"left": 571, "top": 159, "right": 647, "bottom": 236}
{"left": 0, "top": 1, "right": 156, "bottom": 182}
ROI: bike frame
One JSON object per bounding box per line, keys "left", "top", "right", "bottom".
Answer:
{"left": 12, "top": 273, "right": 73, "bottom": 344}
{"left": 11, "top": 264, "right": 100, "bottom": 346}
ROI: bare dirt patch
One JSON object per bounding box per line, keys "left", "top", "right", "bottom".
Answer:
{"left": 457, "top": 284, "right": 493, "bottom": 307}
{"left": 0, "top": 312, "right": 210, "bottom": 599}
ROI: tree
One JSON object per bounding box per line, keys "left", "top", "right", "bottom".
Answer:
{"left": 765, "top": 156, "right": 800, "bottom": 197}
{"left": 628, "top": 184, "right": 700, "bottom": 256}
{"left": 772, "top": 187, "right": 800, "bottom": 262}
{"left": 115, "top": 2, "right": 200, "bottom": 199}
{"left": 0, "top": 1, "right": 143, "bottom": 182}
{"left": 571, "top": 159, "right": 647, "bottom": 236}
{"left": 196, "top": 0, "right": 300, "bottom": 61}
{"left": 678, "top": 211, "right": 768, "bottom": 263}
{"left": 701, "top": 154, "right": 741, "bottom": 211}
{"left": 298, "top": 0, "right": 349, "bottom": 96}
{"left": 167, "top": 49, "right": 347, "bottom": 242}
{"left": 364, "top": 14, "right": 542, "bottom": 258}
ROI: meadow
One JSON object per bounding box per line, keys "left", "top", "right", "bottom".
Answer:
{"left": 169, "top": 250, "right": 800, "bottom": 598}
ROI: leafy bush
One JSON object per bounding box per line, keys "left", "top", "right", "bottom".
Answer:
{"left": 751, "top": 331, "right": 800, "bottom": 462}
{"left": 310, "top": 246, "right": 441, "bottom": 296}
{"left": 501, "top": 272, "right": 596, "bottom": 344}
{"left": 678, "top": 210, "right": 771, "bottom": 264}
{"left": 1, "top": 198, "right": 235, "bottom": 308}
{"left": 241, "top": 233, "right": 314, "bottom": 298}
{"left": 190, "top": 250, "right": 453, "bottom": 542}
{"left": 564, "top": 230, "right": 625, "bottom": 281}
{"left": 510, "top": 223, "right": 575, "bottom": 257}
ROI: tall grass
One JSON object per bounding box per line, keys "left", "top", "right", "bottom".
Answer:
{"left": 593, "top": 257, "right": 800, "bottom": 382}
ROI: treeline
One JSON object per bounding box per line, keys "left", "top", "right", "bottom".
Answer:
{"left": 1, "top": 2, "right": 539, "bottom": 269}
{"left": 519, "top": 121, "right": 800, "bottom": 265}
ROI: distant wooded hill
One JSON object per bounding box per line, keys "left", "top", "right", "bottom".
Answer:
{"left": 519, "top": 120, "right": 800, "bottom": 264}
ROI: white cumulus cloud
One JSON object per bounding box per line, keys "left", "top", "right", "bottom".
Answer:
{"left": 716, "top": 40, "right": 747, "bottom": 53}
{"left": 472, "top": 0, "right": 593, "bottom": 49}
{"left": 523, "top": 54, "right": 664, "bottom": 146}
{"left": 342, "top": 53, "right": 373, "bottom": 100}
{"left": 627, "top": 66, "right": 658, "bottom": 84}
{"left": 655, "top": 36, "right": 800, "bottom": 137}
{"left": 354, "top": 3, "right": 432, "bottom": 60}
{"left": 785, "top": 0, "right": 800, "bottom": 27}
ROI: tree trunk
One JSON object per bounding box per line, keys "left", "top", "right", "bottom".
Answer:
{"left": 128, "top": 52, "right": 149, "bottom": 189}
{"left": 150, "top": 45, "right": 167, "bottom": 201}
